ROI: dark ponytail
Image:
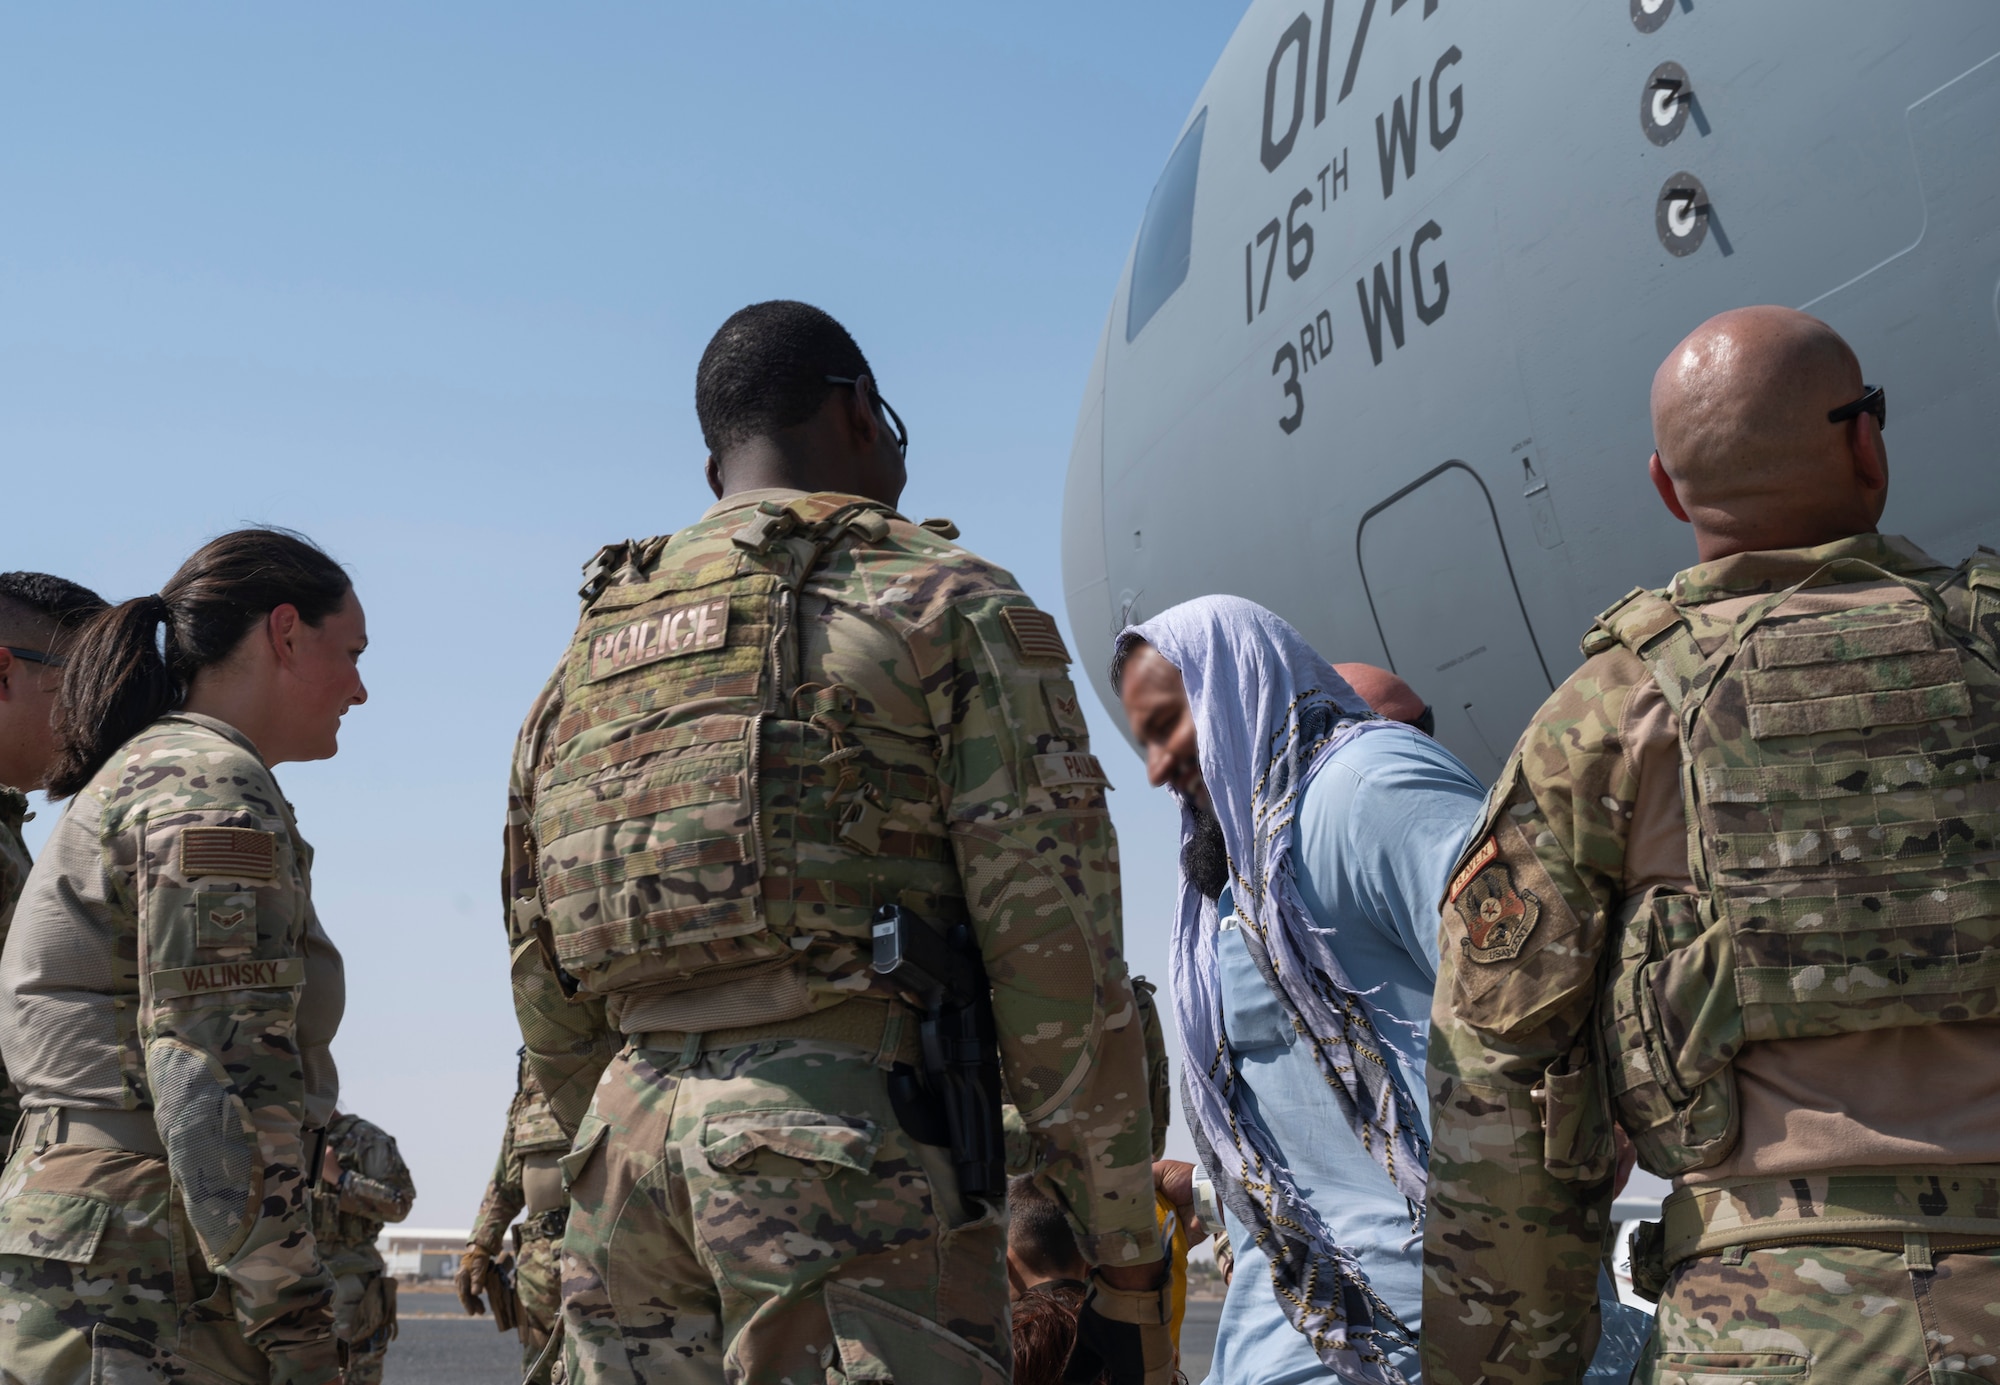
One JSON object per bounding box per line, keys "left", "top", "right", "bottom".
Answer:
{"left": 48, "top": 528, "right": 351, "bottom": 798}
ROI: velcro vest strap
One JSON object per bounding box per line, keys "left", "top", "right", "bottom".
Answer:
{"left": 731, "top": 498, "right": 896, "bottom": 558}
{"left": 1586, "top": 586, "right": 1707, "bottom": 722}
{"left": 1962, "top": 550, "right": 2000, "bottom": 667}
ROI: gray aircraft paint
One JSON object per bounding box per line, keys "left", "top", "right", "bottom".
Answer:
{"left": 1064, "top": 0, "right": 2000, "bottom": 779}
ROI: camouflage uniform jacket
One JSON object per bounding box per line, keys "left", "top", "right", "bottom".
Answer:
{"left": 1422, "top": 533, "right": 1990, "bottom": 1385}
{"left": 0, "top": 713, "right": 347, "bottom": 1364}
{"left": 506, "top": 488, "right": 1162, "bottom": 1266}
{"left": 0, "top": 786, "right": 32, "bottom": 1143}
{"left": 315, "top": 1112, "right": 416, "bottom": 1279}
{"left": 468, "top": 1056, "right": 567, "bottom": 1256}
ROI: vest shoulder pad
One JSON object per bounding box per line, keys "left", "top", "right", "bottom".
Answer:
{"left": 1582, "top": 586, "right": 1678, "bottom": 656}
{"left": 578, "top": 535, "right": 673, "bottom": 606}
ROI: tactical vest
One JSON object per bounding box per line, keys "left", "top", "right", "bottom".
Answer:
{"left": 1591, "top": 553, "right": 2000, "bottom": 1176}
{"left": 529, "top": 495, "right": 964, "bottom": 1029}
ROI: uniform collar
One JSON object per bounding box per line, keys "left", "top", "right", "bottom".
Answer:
{"left": 699, "top": 488, "right": 904, "bottom": 523}
{"left": 1667, "top": 533, "right": 1948, "bottom": 606}
{"left": 160, "top": 711, "right": 273, "bottom": 766}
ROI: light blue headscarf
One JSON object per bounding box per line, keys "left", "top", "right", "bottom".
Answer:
{"left": 1118, "top": 596, "right": 1431, "bottom": 1385}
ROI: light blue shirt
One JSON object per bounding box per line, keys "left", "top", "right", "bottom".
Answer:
{"left": 1205, "top": 726, "right": 1483, "bottom": 1385}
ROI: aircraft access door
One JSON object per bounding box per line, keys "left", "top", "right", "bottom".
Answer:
{"left": 1357, "top": 462, "right": 1554, "bottom": 779}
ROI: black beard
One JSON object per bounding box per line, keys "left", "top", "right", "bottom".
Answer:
{"left": 1182, "top": 799, "right": 1231, "bottom": 901}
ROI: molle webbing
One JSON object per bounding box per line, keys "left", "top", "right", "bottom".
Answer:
{"left": 534, "top": 497, "right": 960, "bottom": 1000}
{"left": 1598, "top": 567, "right": 2000, "bottom": 1046}
{"left": 1660, "top": 1168, "right": 2000, "bottom": 1268}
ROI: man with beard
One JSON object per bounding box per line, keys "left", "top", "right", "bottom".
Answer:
{"left": 1116, "top": 597, "right": 1484, "bottom": 1384}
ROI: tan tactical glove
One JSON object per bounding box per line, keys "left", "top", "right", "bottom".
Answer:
{"left": 1067, "top": 1273, "right": 1175, "bottom": 1385}
{"left": 456, "top": 1247, "right": 493, "bottom": 1316}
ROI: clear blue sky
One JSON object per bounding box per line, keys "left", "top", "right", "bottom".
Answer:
{"left": 1, "top": 4, "right": 1239, "bottom": 1226}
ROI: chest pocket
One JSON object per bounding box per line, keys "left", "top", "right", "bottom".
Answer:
{"left": 1220, "top": 922, "right": 1293, "bottom": 1052}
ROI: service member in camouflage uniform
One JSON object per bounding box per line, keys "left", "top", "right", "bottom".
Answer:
{"left": 507, "top": 301, "right": 1167, "bottom": 1384}
{"left": 0, "top": 572, "right": 109, "bottom": 1148}
{"left": 457, "top": 1049, "right": 570, "bottom": 1369}
{"left": 0, "top": 530, "right": 365, "bottom": 1385}
{"left": 317, "top": 1110, "right": 417, "bottom": 1384}
{"left": 1424, "top": 307, "right": 2000, "bottom": 1384}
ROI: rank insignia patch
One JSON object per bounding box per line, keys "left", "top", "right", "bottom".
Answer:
{"left": 195, "top": 891, "right": 256, "bottom": 949}
{"left": 1002, "top": 607, "right": 1071, "bottom": 664}
{"left": 1453, "top": 861, "right": 1541, "bottom": 964}
{"left": 1043, "top": 680, "right": 1089, "bottom": 740}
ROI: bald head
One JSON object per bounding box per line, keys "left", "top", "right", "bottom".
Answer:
{"left": 1649, "top": 306, "right": 1887, "bottom": 559}
{"left": 1334, "top": 662, "right": 1429, "bottom": 729}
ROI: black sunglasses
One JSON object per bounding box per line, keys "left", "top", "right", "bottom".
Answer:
{"left": 824, "top": 375, "right": 908, "bottom": 458}
{"left": 3, "top": 646, "right": 63, "bottom": 668}
{"left": 1828, "top": 384, "right": 1886, "bottom": 430}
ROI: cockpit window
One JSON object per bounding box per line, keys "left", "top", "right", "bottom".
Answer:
{"left": 1125, "top": 108, "right": 1207, "bottom": 343}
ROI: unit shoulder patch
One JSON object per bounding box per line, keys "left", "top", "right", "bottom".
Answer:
{"left": 1449, "top": 849, "right": 1542, "bottom": 964}
{"left": 1001, "top": 607, "right": 1071, "bottom": 664}
{"left": 1033, "top": 751, "right": 1108, "bottom": 788}
{"left": 179, "top": 828, "right": 276, "bottom": 881}
{"left": 588, "top": 596, "right": 729, "bottom": 682}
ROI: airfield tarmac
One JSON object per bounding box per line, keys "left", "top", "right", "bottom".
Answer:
{"left": 385, "top": 1286, "right": 1226, "bottom": 1383}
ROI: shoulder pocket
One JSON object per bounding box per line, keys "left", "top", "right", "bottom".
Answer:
{"left": 0, "top": 1190, "right": 112, "bottom": 1263}
{"left": 823, "top": 1280, "right": 1006, "bottom": 1384}
{"left": 700, "top": 1110, "right": 881, "bottom": 1176}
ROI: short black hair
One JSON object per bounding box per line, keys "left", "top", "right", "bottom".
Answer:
{"left": 1008, "top": 1175, "right": 1087, "bottom": 1280}
{"left": 695, "top": 300, "right": 871, "bottom": 456}
{"left": 0, "top": 571, "right": 109, "bottom": 650}
{"left": 1108, "top": 632, "right": 1149, "bottom": 695}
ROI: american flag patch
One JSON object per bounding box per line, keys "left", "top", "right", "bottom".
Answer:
{"left": 180, "top": 828, "right": 277, "bottom": 880}
{"left": 1001, "top": 607, "right": 1070, "bottom": 664}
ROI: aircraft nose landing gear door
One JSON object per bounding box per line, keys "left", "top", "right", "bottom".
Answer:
{"left": 1357, "top": 461, "right": 1554, "bottom": 780}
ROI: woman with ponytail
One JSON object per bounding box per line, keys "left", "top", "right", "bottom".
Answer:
{"left": 0, "top": 529, "right": 366, "bottom": 1385}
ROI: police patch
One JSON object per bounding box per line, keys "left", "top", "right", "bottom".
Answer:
{"left": 588, "top": 596, "right": 729, "bottom": 682}
{"left": 1453, "top": 862, "right": 1541, "bottom": 964}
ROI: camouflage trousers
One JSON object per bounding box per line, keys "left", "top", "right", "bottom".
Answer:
{"left": 331, "top": 1268, "right": 396, "bottom": 1385}
{"left": 561, "top": 1036, "right": 1008, "bottom": 1385}
{"left": 517, "top": 1211, "right": 563, "bottom": 1371}
{"left": 0, "top": 1144, "right": 280, "bottom": 1385}
{"left": 1640, "top": 1237, "right": 2000, "bottom": 1383}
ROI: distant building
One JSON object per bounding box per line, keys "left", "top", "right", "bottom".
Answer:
{"left": 379, "top": 1227, "right": 470, "bottom": 1280}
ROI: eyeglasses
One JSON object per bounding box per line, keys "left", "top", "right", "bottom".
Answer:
{"left": 3, "top": 647, "right": 63, "bottom": 668}
{"left": 824, "top": 374, "right": 908, "bottom": 458}
{"left": 1828, "top": 385, "right": 1886, "bottom": 430}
